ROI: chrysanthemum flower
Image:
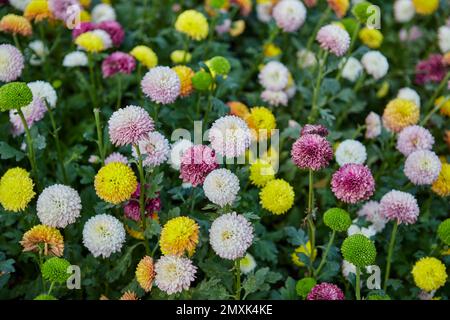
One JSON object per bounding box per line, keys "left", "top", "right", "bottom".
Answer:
{"left": 175, "top": 10, "right": 209, "bottom": 41}
{"left": 245, "top": 106, "right": 277, "bottom": 140}
{"left": 41, "top": 257, "right": 71, "bottom": 283}
{"left": 240, "top": 253, "right": 257, "bottom": 274}
{"left": 24, "top": 0, "right": 53, "bottom": 22}
{"left": 396, "top": 125, "right": 434, "bottom": 156}
{"left": 63, "top": 51, "right": 88, "bottom": 67}
{"left": 172, "top": 65, "right": 194, "bottom": 97}
{"left": 297, "top": 49, "right": 317, "bottom": 69}
{"left": 48, "top": 0, "right": 79, "bottom": 21}
{"left": 75, "top": 31, "right": 105, "bottom": 53}
{"left": 341, "top": 56, "right": 363, "bottom": 82}
{"left": 341, "top": 234, "right": 376, "bottom": 268}
{"left": 27, "top": 80, "right": 57, "bottom": 108}
{"left": 203, "top": 169, "right": 240, "bottom": 207}
{"left": 335, "top": 139, "right": 367, "bottom": 167}
{"left": 154, "top": 255, "right": 197, "bottom": 295}
{"left": 272, "top": 0, "right": 306, "bottom": 33}
{"left": 412, "top": 0, "right": 439, "bottom": 15}
{"left": 209, "top": 115, "right": 251, "bottom": 158}
{"left": 260, "top": 179, "right": 295, "bottom": 215}
{"left": 135, "top": 256, "right": 155, "bottom": 292}
{"left": 20, "top": 224, "right": 64, "bottom": 256}
{"left": 359, "top": 27, "right": 383, "bottom": 49}
{"left": 394, "top": 0, "right": 415, "bottom": 23}
{"left": 260, "top": 90, "right": 288, "bottom": 107}
{"left": 307, "top": 283, "right": 345, "bottom": 300}
{"left": 327, "top": 0, "right": 349, "bottom": 18}
{"left": 101, "top": 51, "right": 136, "bottom": 78}
{"left": 292, "top": 241, "right": 317, "bottom": 267}
{"left": 323, "top": 208, "right": 352, "bottom": 232}
{"left": 382, "top": 98, "right": 420, "bottom": 133}
{"left": 9, "top": 0, "right": 32, "bottom": 11}
{"left": 291, "top": 134, "right": 333, "bottom": 171}
{"left": 94, "top": 162, "right": 137, "bottom": 204}
{"left": 301, "top": 124, "right": 329, "bottom": 137}
{"left": 263, "top": 43, "right": 282, "bottom": 58}
{"left": 0, "top": 44, "right": 24, "bottom": 83}
{"left": 141, "top": 66, "right": 180, "bottom": 104}
{"left": 170, "top": 50, "right": 192, "bottom": 64}
{"left": 365, "top": 112, "right": 382, "bottom": 139}
{"left": 438, "top": 26, "right": 450, "bottom": 54}
{"left": 105, "top": 152, "right": 128, "bottom": 165}
{"left": 82, "top": 214, "right": 126, "bottom": 258}
{"left": 379, "top": 190, "right": 420, "bottom": 225}
{"left": 130, "top": 45, "right": 158, "bottom": 69}
{"left": 258, "top": 61, "right": 289, "bottom": 91}
{"left": 160, "top": 217, "right": 199, "bottom": 256}
{"left": 331, "top": 164, "right": 375, "bottom": 204}
{"left": 209, "top": 212, "right": 254, "bottom": 260}
{"left": 0, "top": 14, "right": 32, "bottom": 36}
{"left": 0, "top": 167, "right": 35, "bottom": 212}
{"left": 119, "top": 291, "right": 138, "bottom": 300}
{"left": 91, "top": 29, "right": 112, "bottom": 50}
{"left": 357, "top": 201, "right": 387, "bottom": 232}
{"left": 316, "top": 24, "right": 350, "bottom": 57}
{"left": 404, "top": 150, "right": 441, "bottom": 185}
{"left": 97, "top": 20, "right": 124, "bottom": 47}
{"left": 432, "top": 163, "right": 450, "bottom": 197}
{"left": 397, "top": 87, "right": 421, "bottom": 108}
{"left": 0, "top": 82, "right": 33, "bottom": 112}
{"left": 361, "top": 51, "right": 389, "bottom": 80}
{"left": 169, "top": 139, "right": 193, "bottom": 171}
{"left": 91, "top": 3, "right": 116, "bottom": 23}
{"left": 228, "top": 101, "right": 250, "bottom": 119}
{"left": 411, "top": 257, "right": 447, "bottom": 292}
{"left": 249, "top": 159, "right": 275, "bottom": 188}
{"left": 415, "top": 54, "right": 446, "bottom": 85}
{"left": 108, "top": 105, "right": 154, "bottom": 147}
{"left": 132, "top": 131, "right": 170, "bottom": 167}
{"left": 37, "top": 184, "right": 82, "bottom": 228}
{"left": 9, "top": 93, "right": 46, "bottom": 136}
{"left": 179, "top": 145, "right": 219, "bottom": 186}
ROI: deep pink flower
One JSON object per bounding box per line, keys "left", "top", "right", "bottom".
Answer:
{"left": 301, "top": 124, "right": 329, "bottom": 137}
{"left": 415, "top": 54, "right": 447, "bottom": 85}
{"left": 291, "top": 134, "right": 333, "bottom": 171}
{"left": 97, "top": 21, "right": 125, "bottom": 47}
{"left": 102, "top": 51, "right": 136, "bottom": 78}
{"left": 123, "top": 183, "right": 161, "bottom": 221}
{"left": 72, "top": 22, "right": 96, "bottom": 39}
{"left": 331, "top": 164, "right": 375, "bottom": 204}
{"left": 179, "top": 145, "right": 219, "bottom": 187}
{"left": 307, "top": 283, "right": 345, "bottom": 300}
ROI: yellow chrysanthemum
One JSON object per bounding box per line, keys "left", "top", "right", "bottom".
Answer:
{"left": 135, "top": 256, "right": 155, "bottom": 292}
{"left": 432, "top": 163, "right": 450, "bottom": 197}
{"left": 230, "top": 20, "right": 245, "bottom": 37}
{"left": 79, "top": 0, "right": 92, "bottom": 7}
{"left": 75, "top": 31, "right": 105, "bottom": 53}
{"left": 263, "top": 43, "right": 282, "bottom": 58}
{"left": 382, "top": 98, "right": 420, "bottom": 133}
{"left": 170, "top": 50, "right": 192, "bottom": 64}
{"left": 260, "top": 179, "right": 295, "bottom": 215}
{"left": 359, "top": 27, "right": 383, "bottom": 49}
{"left": 130, "top": 45, "right": 158, "bottom": 69}
{"left": 436, "top": 96, "right": 450, "bottom": 117}
{"left": 245, "top": 106, "right": 277, "bottom": 140}
{"left": 175, "top": 10, "right": 209, "bottom": 41}
{"left": 94, "top": 162, "right": 137, "bottom": 204}
{"left": 411, "top": 257, "right": 447, "bottom": 292}
{"left": 20, "top": 224, "right": 64, "bottom": 257}
{"left": 80, "top": 10, "right": 91, "bottom": 22}
{"left": 159, "top": 216, "right": 199, "bottom": 256}
{"left": 249, "top": 159, "right": 275, "bottom": 188}
{"left": 327, "top": 0, "right": 349, "bottom": 18}
{"left": 291, "top": 241, "right": 317, "bottom": 267}
{"left": 24, "top": 0, "right": 53, "bottom": 22}
{"left": 412, "top": 0, "right": 439, "bottom": 15}
{"left": 0, "top": 167, "right": 35, "bottom": 212}
{"left": 0, "top": 14, "right": 32, "bottom": 36}
{"left": 173, "top": 65, "right": 194, "bottom": 97}
{"left": 228, "top": 101, "right": 250, "bottom": 119}
{"left": 119, "top": 291, "right": 139, "bottom": 300}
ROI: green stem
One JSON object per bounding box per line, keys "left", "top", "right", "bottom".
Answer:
{"left": 383, "top": 221, "right": 398, "bottom": 291}
{"left": 12, "top": 34, "right": 21, "bottom": 51}
{"left": 420, "top": 95, "right": 449, "bottom": 126}
{"left": 336, "top": 23, "right": 361, "bottom": 81}
{"left": 88, "top": 53, "right": 98, "bottom": 108}
{"left": 314, "top": 230, "right": 335, "bottom": 277}
{"left": 93, "top": 108, "right": 105, "bottom": 164}
{"left": 47, "top": 281, "right": 55, "bottom": 295}
{"left": 134, "top": 144, "right": 150, "bottom": 255}
{"left": 355, "top": 267, "right": 361, "bottom": 300}
{"left": 308, "top": 51, "right": 328, "bottom": 123}
{"left": 235, "top": 259, "right": 241, "bottom": 300}
{"left": 307, "top": 169, "right": 316, "bottom": 272}
{"left": 38, "top": 248, "right": 46, "bottom": 291}
{"left": 116, "top": 76, "right": 122, "bottom": 109}
{"left": 422, "top": 72, "right": 450, "bottom": 115}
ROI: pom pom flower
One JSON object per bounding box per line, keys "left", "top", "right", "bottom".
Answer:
{"left": 175, "top": 10, "right": 209, "bottom": 41}
{"left": 411, "top": 257, "right": 447, "bottom": 292}
{"left": 383, "top": 98, "right": 420, "bottom": 133}
{"left": 291, "top": 134, "right": 333, "bottom": 171}
{"left": 208, "top": 115, "right": 251, "bottom": 158}
{"left": 379, "top": 190, "right": 419, "bottom": 225}
{"left": 249, "top": 159, "right": 275, "bottom": 188}
{"left": 203, "top": 169, "right": 240, "bottom": 207}
{"left": 432, "top": 163, "right": 450, "bottom": 197}
{"left": 259, "top": 179, "right": 295, "bottom": 215}
{"left": 307, "top": 283, "right": 345, "bottom": 300}
{"left": 404, "top": 150, "right": 441, "bottom": 185}
{"left": 0, "top": 82, "right": 33, "bottom": 112}
{"left": 323, "top": 208, "right": 352, "bottom": 232}
{"left": 20, "top": 225, "right": 64, "bottom": 257}
{"left": 0, "top": 167, "right": 35, "bottom": 212}
{"left": 272, "top": 0, "right": 306, "bottom": 33}
{"left": 154, "top": 255, "right": 197, "bottom": 295}
{"left": 159, "top": 217, "right": 199, "bottom": 257}
{"left": 396, "top": 125, "right": 434, "bottom": 157}
{"left": 316, "top": 24, "right": 350, "bottom": 57}
{"left": 0, "top": 44, "right": 24, "bottom": 83}
{"left": 135, "top": 256, "right": 155, "bottom": 292}
{"left": 179, "top": 145, "right": 219, "bottom": 187}
{"left": 335, "top": 139, "right": 367, "bottom": 166}
{"left": 130, "top": 45, "right": 158, "bottom": 69}
{"left": 341, "top": 234, "right": 376, "bottom": 267}
{"left": 331, "top": 164, "right": 375, "bottom": 204}
{"left": 141, "top": 66, "right": 180, "bottom": 105}
{"left": 0, "top": 14, "right": 32, "bottom": 36}
{"left": 41, "top": 257, "right": 71, "bottom": 283}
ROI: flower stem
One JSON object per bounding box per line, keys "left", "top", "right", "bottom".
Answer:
{"left": 355, "top": 266, "right": 361, "bottom": 300}
{"left": 235, "top": 259, "right": 241, "bottom": 300}
{"left": 47, "top": 281, "right": 55, "bottom": 295}
{"left": 422, "top": 71, "right": 450, "bottom": 116}
{"left": 134, "top": 144, "right": 150, "bottom": 255}
{"left": 93, "top": 108, "right": 105, "bottom": 164}
{"left": 314, "top": 230, "right": 335, "bottom": 277}
{"left": 12, "top": 34, "right": 21, "bottom": 51}
{"left": 420, "top": 95, "right": 449, "bottom": 126}
{"left": 116, "top": 76, "right": 122, "bottom": 109}
{"left": 383, "top": 221, "right": 398, "bottom": 291}
{"left": 307, "top": 169, "right": 316, "bottom": 272}
{"left": 308, "top": 51, "right": 328, "bottom": 123}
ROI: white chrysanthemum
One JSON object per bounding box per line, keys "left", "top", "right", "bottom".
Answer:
{"left": 240, "top": 253, "right": 256, "bottom": 274}
{"left": 397, "top": 87, "right": 421, "bottom": 108}
{"left": 256, "top": 3, "right": 272, "bottom": 23}
{"left": 208, "top": 115, "right": 251, "bottom": 158}
{"left": 365, "top": 112, "right": 382, "bottom": 139}
{"left": 91, "top": 3, "right": 116, "bottom": 23}
{"left": 357, "top": 201, "right": 387, "bottom": 232}
{"left": 335, "top": 139, "right": 367, "bottom": 166}
{"left": 258, "top": 61, "right": 289, "bottom": 91}
{"left": 404, "top": 150, "right": 441, "bottom": 185}
{"left": 154, "top": 255, "right": 197, "bottom": 295}
{"left": 272, "top": 0, "right": 306, "bottom": 33}
{"left": 27, "top": 81, "right": 57, "bottom": 108}
{"left": 342, "top": 57, "right": 363, "bottom": 82}
{"left": 342, "top": 260, "right": 377, "bottom": 280}
{"left": 438, "top": 25, "right": 450, "bottom": 53}
{"left": 209, "top": 212, "right": 254, "bottom": 260}
{"left": 82, "top": 214, "right": 126, "bottom": 258}
{"left": 261, "top": 90, "right": 288, "bottom": 107}
{"left": 169, "top": 139, "right": 193, "bottom": 170}
{"left": 361, "top": 51, "right": 389, "bottom": 80}
{"left": 0, "top": 44, "right": 24, "bottom": 82}
{"left": 347, "top": 224, "right": 377, "bottom": 238}
{"left": 105, "top": 152, "right": 128, "bottom": 165}
{"left": 203, "top": 169, "right": 240, "bottom": 207}
{"left": 29, "top": 40, "right": 48, "bottom": 66}
{"left": 297, "top": 49, "right": 317, "bottom": 69}
{"left": 91, "top": 29, "right": 113, "bottom": 49}
{"left": 394, "top": 0, "right": 415, "bottom": 23}
{"left": 9, "top": 0, "right": 31, "bottom": 11}
{"left": 63, "top": 51, "right": 88, "bottom": 67}
{"left": 36, "top": 184, "right": 82, "bottom": 228}
{"left": 132, "top": 131, "right": 170, "bottom": 167}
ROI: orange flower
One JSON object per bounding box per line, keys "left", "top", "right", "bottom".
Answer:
{"left": 173, "top": 65, "right": 194, "bottom": 97}
{"left": 228, "top": 101, "right": 250, "bottom": 119}
{"left": 119, "top": 291, "right": 139, "bottom": 300}
{"left": 327, "top": 0, "right": 349, "bottom": 18}
{"left": 20, "top": 225, "right": 64, "bottom": 257}
{"left": 0, "top": 14, "right": 33, "bottom": 36}
{"left": 24, "top": 0, "right": 54, "bottom": 22}
{"left": 135, "top": 256, "right": 155, "bottom": 292}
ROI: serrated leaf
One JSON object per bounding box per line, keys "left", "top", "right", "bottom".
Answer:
{"left": 0, "top": 142, "right": 25, "bottom": 161}
{"left": 284, "top": 227, "right": 307, "bottom": 246}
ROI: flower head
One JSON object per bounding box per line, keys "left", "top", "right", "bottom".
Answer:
{"left": 260, "top": 90, "right": 288, "bottom": 107}
{"left": 75, "top": 31, "right": 105, "bottom": 53}
{"left": 335, "top": 139, "right": 367, "bottom": 166}
{"left": 209, "top": 115, "right": 251, "bottom": 158}
{"left": 91, "top": 3, "right": 116, "bottom": 23}
{"left": 240, "top": 253, "right": 257, "bottom": 274}
{"left": 0, "top": 44, "right": 24, "bottom": 83}
{"left": 130, "top": 45, "right": 158, "bottom": 69}
{"left": 359, "top": 27, "right": 383, "bottom": 49}
{"left": 132, "top": 131, "right": 170, "bottom": 167}
{"left": 272, "top": 0, "right": 306, "bottom": 32}
{"left": 432, "top": 163, "right": 450, "bottom": 197}
{"left": 307, "top": 283, "right": 345, "bottom": 300}
{"left": 397, "top": 87, "right": 421, "bottom": 108}
{"left": 63, "top": 51, "right": 88, "bottom": 67}
{"left": 135, "top": 256, "right": 155, "bottom": 292}
{"left": 361, "top": 51, "right": 389, "bottom": 80}
{"left": 41, "top": 257, "right": 71, "bottom": 283}
{"left": 97, "top": 20, "right": 124, "bottom": 47}
{"left": 327, "top": 0, "right": 349, "bottom": 18}
{"left": 394, "top": 0, "right": 415, "bottom": 22}
{"left": 382, "top": 98, "right": 420, "bottom": 133}
{"left": 175, "top": 10, "right": 209, "bottom": 41}
{"left": 249, "top": 159, "right": 275, "bottom": 188}
{"left": 245, "top": 106, "right": 276, "bottom": 140}
{"left": 160, "top": 217, "right": 199, "bottom": 256}
{"left": 154, "top": 255, "right": 197, "bottom": 295}
{"left": 27, "top": 80, "right": 57, "bottom": 108}
{"left": 412, "top": 0, "right": 439, "bottom": 15}
{"left": 20, "top": 224, "right": 64, "bottom": 256}
{"left": 323, "top": 208, "right": 352, "bottom": 232}
{"left": 301, "top": 124, "right": 329, "bottom": 137}
{"left": 203, "top": 169, "right": 240, "bottom": 207}
{"left": 105, "top": 152, "right": 128, "bottom": 165}
{"left": 412, "top": 257, "right": 447, "bottom": 292}
{"left": 341, "top": 234, "right": 376, "bottom": 267}
{"left": 179, "top": 145, "right": 219, "bottom": 186}
{"left": 438, "top": 26, "right": 450, "bottom": 54}
{"left": 260, "top": 179, "right": 295, "bottom": 215}
{"left": 0, "top": 167, "right": 35, "bottom": 212}
{"left": 331, "top": 164, "right": 375, "bottom": 204}
{"left": 141, "top": 66, "right": 180, "bottom": 104}
{"left": 0, "top": 14, "right": 32, "bottom": 36}
{"left": 172, "top": 65, "right": 194, "bottom": 97}
{"left": 24, "top": 0, "right": 53, "bottom": 22}
{"left": 415, "top": 54, "right": 446, "bottom": 85}
{"left": 169, "top": 139, "right": 193, "bottom": 171}
{"left": 94, "top": 162, "right": 138, "bottom": 204}
{"left": 316, "top": 24, "right": 350, "bottom": 57}
{"left": 228, "top": 101, "right": 250, "bottom": 119}
{"left": 258, "top": 61, "right": 289, "bottom": 91}
{"left": 404, "top": 150, "right": 441, "bottom": 185}
{"left": 101, "top": 51, "right": 136, "bottom": 78}
{"left": 0, "top": 82, "right": 33, "bottom": 112}
{"left": 48, "top": 0, "right": 80, "bottom": 21}
{"left": 291, "top": 134, "right": 333, "bottom": 171}
{"left": 379, "top": 190, "right": 420, "bottom": 225}
{"left": 357, "top": 201, "right": 387, "bottom": 232}
{"left": 396, "top": 125, "right": 434, "bottom": 156}
{"left": 342, "top": 56, "right": 363, "bottom": 82}
{"left": 365, "top": 112, "right": 382, "bottom": 139}
{"left": 9, "top": 92, "right": 46, "bottom": 136}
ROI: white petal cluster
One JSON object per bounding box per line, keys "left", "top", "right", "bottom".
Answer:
{"left": 169, "top": 139, "right": 193, "bottom": 170}
{"left": 438, "top": 25, "right": 450, "bottom": 53}
{"left": 91, "top": 4, "right": 116, "bottom": 23}
{"left": 342, "top": 57, "right": 363, "bottom": 82}
{"left": 91, "top": 29, "right": 113, "bottom": 50}
{"left": 404, "top": 150, "right": 442, "bottom": 185}
{"left": 154, "top": 255, "right": 197, "bottom": 295}
{"left": 297, "top": 49, "right": 317, "bottom": 69}
{"left": 394, "top": 0, "right": 415, "bottom": 23}
{"left": 258, "top": 61, "right": 289, "bottom": 91}
{"left": 361, "top": 51, "right": 389, "bottom": 80}
{"left": 9, "top": 0, "right": 30, "bottom": 11}
{"left": 240, "top": 253, "right": 257, "bottom": 274}
{"left": 63, "top": 51, "right": 88, "bottom": 67}
{"left": 203, "top": 169, "right": 240, "bottom": 207}
{"left": 133, "top": 131, "right": 170, "bottom": 167}
{"left": 28, "top": 81, "right": 57, "bottom": 108}
{"left": 335, "top": 139, "right": 367, "bottom": 166}
{"left": 272, "top": 0, "right": 307, "bottom": 33}
{"left": 209, "top": 115, "right": 251, "bottom": 158}
{"left": 397, "top": 87, "right": 421, "bottom": 108}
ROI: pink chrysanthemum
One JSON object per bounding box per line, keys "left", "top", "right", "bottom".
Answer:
{"left": 72, "top": 22, "right": 96, "bottom": 39}
{"left": 102, "top": 51, "right": 136, "bottom": 78}
{"left": 141, "top": 66, "right": 180, "bottom": 105}
{"left": 316, "top": 24, "right": 351, "bottom": 57}
{"left": 331, "top": 164, "right": 375, "bottom": 204}
{"left": 404, "top": 150, "right": 441, "bottom": 185}
{"left": 379, "top": 190, "right": 420, "bottom": 225}
{"left": 291, "top": 134, "right": 333, "bottom": 171}
{"left": 49, "top": 0, "right": 81, "bottom": 22}
{"left": 307, "top": 283, "right": 345, "bottom": 300}
{"left": 179, "top": 145, "right": 219, "bottom": 187}
{"left": 301, "top": 124, "right": 329, "bottom": 137}
{"left": 0, "top": 44, "right": 24, "bottom": 82}
{"left": 396, "top": 125, "right": 435, "bottom": 156}
{"left": 415, "top": 54, "right": 447, "bottom": 85}
{"left": 272, "top": 0, "right": 307, "bottom": 33}
{"left": 108, "top": 105, "right": 154, "bottom": 147}
{"left": 365, "top": 112, "right": 382, "bottom": 139}
{"left": 105, "top": 152, "right": 128, "bottom": 165}
{"left": 132, "top": 131, "right": 170, "bottom": 167}
{"left": 123, "top": 184, "right": 161, "bottom": 221}
{"left": 97, "top": 21, "right": 125, "bottom": 47}
{"left": 9, "top": 90, "right": 46, "bottom": 136}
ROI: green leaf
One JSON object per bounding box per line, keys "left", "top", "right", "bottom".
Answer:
{"left": 284, "top": 227, "right": 307, "bottom": 246}
{"left": 107, "top": 243, "right": 141, "bottom": 282}
{"left": 0, "top": 142, "right": 25, "bottom": 161}
{"left": 144, "top": 219, "right": 161, "bottom": 239}
{"left": 191, "top": 278, "right": 229, "bottom": 299}
{"left": 253, "top": 239, "right": 278, "bottom": 263}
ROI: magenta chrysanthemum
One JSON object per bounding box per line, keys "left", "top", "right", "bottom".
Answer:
{"left": 301, "top": 124, "right": 329, "bottom": 137}
{"left": 331, "top": 164, "right": 375, "bottom": 204}
{"left": 415, "top": 54, "right": 446, "bottom": 85}
{"left": 404, "top": 150, "right": 441, "bottom": 185}
{"left": 72, "top": 22, "right": 96, "bottom": 39}
{"left": 102, "top": 51, "right": 136, "bottom": 78}
{"left": 396, "top": 125, "right": 435, "bottom": 157}
{"left": 0, "top": 44, "right": 24, "bottom": 82}
{"left": 379, "top": 190, "right": 419, "bottom": 225}
{"left": 141, "top": 66, "right": 180, "bottom": 105}
{"left": 123, "top": 184, "right": 161, "bottom": 221}
{"left": 108, "top": 105, "right": 154, "bottom": 146}
{"left": 105, "top": 152, "right": 128, "bottom": 165}
{"left": 97, "top": 21, "right": 125, "bottom": 47}
{"left": 307, "top": 283, "right": 345, "bottom": 300}
{"left": 291, "top": 134, "right": 333, "bottom": 171}
{"left": 316, "top": 24, "right": 350, "bottom": 57}
{"left": 179, "top": 145, "right": 219, "bottom": 187}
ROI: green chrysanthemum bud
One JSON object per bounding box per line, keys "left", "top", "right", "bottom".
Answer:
{"left": 323, "top": 208, "right": 352, "bottom": 232}
{"left": 192, "top": 71, "right": 213, "bottom": 91}
{"left": 41, "top": 257, "right": 71, "bottom": 283}
{"left": 207, "top": 56, "right": 231, "bottom": 76}
{"left": 437, "top": 218, "right": 450, "bottom": 245}
{"left": 341, "top": 234, "right": 376, "bottom": 268}
{"left": 341, "top": 18, "right": 359, "bottom": 36}
{"left": 0, "top": 82, "right": 33, "bottom": 112}
{"left": 296, "top": 277, "right": 316, "bottom": 298}
{"left": 34, "top": 294, "right": 58, "bottom": 300}
{"left": 351, "top": 1, "right": 373, "bottom": 24}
